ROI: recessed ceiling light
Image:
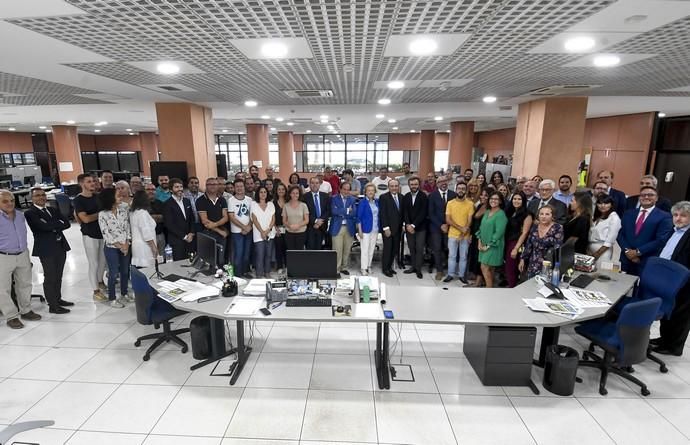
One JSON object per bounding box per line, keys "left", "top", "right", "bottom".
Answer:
{"left": 409, "top": 129, "right": 416, "bottom": 133}
{"left": 392, "top": 126, "right": 398, "bottom": 130}
{"left": 564, "top": 36, "right": 596, "bottom": 52}
{"left": 261, "top": 115, "right": 270, "bottom": 119}
{"left": 156, "top": 62, "right": 180, "bottom": 75}
{"left": 38, "top": 125, "right": 47, "bottom": 129}
{"left": 387, "top": 118, "right": 396, "bottom": 123}
{"left": 125, "top": 128, "right": 132, "bottom": 131}
{"left": 94, "top": 129, "right": 101, "bottom": 133}
{"left": 320, "top": 119, "right": 328, "bottom": 124}
{"left": 319, "top": 114, "right": 328, "bottom": 120}
{"left": 287, "top": 122, "right": 294, "bottom": 126}
{"left": 276, "top": 117, "right": 284, "bottom": 122}
{"left": 261, "top": 41, "right": 288, "bottom": 58}
{"left": 94, "top": 121, "right": 108, "bottom": 126}
{"left": 244, "top": 100, "right": 258, "bottom": 107}
{"left": 128, "top": 132, "right": 135, "bottom": 136}
{"left": 387, "top": 80, "right": 405, "bottom": 89}
{"left": 482, "top": 96, "right": 497, "bottom": 103}
{"left": 45, "top": 129, "right": 52, "bottom": 133}
{"left": 66, "top": 120, "right": 76, "bottom": 125}
{"left": 376, "top": 114, "right": 385, "bottom": 119}
{"left": 327, "top": 125, "right": 335, "bottom": 130}
{"left": 409, "top": 37, "right": 438, "bottom": 55}
{"left": 378, "top": 98, "right": 391, "bottom": 105}
{"left": 306, "top": 130, "right": 312, "bottom": 133}
{"left": 434, "top": 116, "right": 443, "bottom": 121}
{"left": 222, "top": 129, "right": 229, "bottom": 133}
{"left": 593, "top": 54, "right": 620, "bottom": 67}
{"left": 270, "top": 127, "right": 277, "bottom": 131}
{"left": 8, "top": 127, "right": 16, "bottom": 131}
{"left": 238, "top": 131, "right": 244, "bottom": 134}
{"left": 658, "top": 112, "right": 666, "bottom": 118}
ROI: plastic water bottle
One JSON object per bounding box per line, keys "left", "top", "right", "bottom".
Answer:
{"left": 552, "top": 261, "right": 560, "bottom": 287}
{"left": 362, "top": 285, "right": 371, "bottom": 303}
{"left": 164, "top": 245, "right": 173, "bottom": 263}
{"left": 540, "top": 260, "right": 552, "bottom": 283}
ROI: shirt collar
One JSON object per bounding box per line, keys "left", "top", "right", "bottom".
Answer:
{"left": 33, "top": 204, "right": 46, "bottom": 211}
{"left": 173, "top": 194, "right": 184, "bottom": 203}
{"left": 675, "top": 224, "right": 690, "bottom": 233}
{"left": 640, "top": 206, "right": 655, "bottom": 214}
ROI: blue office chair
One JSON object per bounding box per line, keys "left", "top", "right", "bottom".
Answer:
{"left": 130, "top": 267, "right": 190, "bottom": 361}
{"left": 357, "top": 177, "right": 368, "bottom": 191}
{"left": 576, "top": 297, "right": 661, "bottom": 396}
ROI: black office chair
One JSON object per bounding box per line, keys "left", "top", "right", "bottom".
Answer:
{"left": 130, "top": 266, "right": 190, "bottom": 361}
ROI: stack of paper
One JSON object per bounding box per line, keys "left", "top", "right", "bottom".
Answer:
{"left": 523, "top": 298, "right": 584, "bottom": 320}
{"left": 243, "top": 279, "right": 275, "bottom": 296}
{"left": 563, "top": 288, "right": 611, "bottom": 308}
{"left": 224, "top": 297, "right": 266, "bottom": 316}
{"left": 156, "top": 279, "right": 219, "bottom": 302}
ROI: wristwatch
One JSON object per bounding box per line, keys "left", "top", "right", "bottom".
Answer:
{"left": 635, "top": 249, "right": 641, "bottom": 257}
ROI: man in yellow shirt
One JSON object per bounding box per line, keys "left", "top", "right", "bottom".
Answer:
{"left": 444, "top": 182, "right": 475, "bottom": 284}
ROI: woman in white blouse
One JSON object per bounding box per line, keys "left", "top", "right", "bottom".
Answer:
{"left": 98, "top": 188, "right": 131, "bottom": 308}
{"left": 588, "top": 194, "right": 622, "bottom": 268}
{"left": 129, "top": 190, "right": 158, "bottom": 269}
{"left": 251, "top": 185, "right": 276, "bottom": 278}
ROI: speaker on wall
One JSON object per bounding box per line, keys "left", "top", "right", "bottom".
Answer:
{"left": 216, "top": 154, "right": 228, "bottom": 180}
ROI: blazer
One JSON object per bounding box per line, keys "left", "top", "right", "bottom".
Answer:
{"left": 626, "top": 195, "right": 672, "bottom": 213}
{"left": 163, "top": 197, "right": 195, "bottom": 242}
{"left": 402, "top": 191, "right": 429, "bottom": 232}
{"left": 356, "top": 198, "right": 379, "bottom": 233}
{"left": 428, "top": 188, "right": 457, "bottom": 232}
{"left": 617, "top": 207, "right": 673, "bottom": 268}
{"left": 329, "top": 194, "right": 357, "bottom": 236}
{"left": 379, "top": 191, "right": 403, "bottom": 234}
{"left": 609, "top": 187, "right": 627, "bottom": 217}
{"left": 24, "top": 205, "right": 70, "bottom": 257}
{"left": 527, "top": 196, "right": 568, "bottom": 225}
{"left": 302, "top": 190, "right": 331, "bottom": 230}
{"left": 671, "top": 228, "right": 690, "bottom": 269}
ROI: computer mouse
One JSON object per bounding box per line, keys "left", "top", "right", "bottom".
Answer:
{"left": 597, "top": 275, "right": 612, "bottom": 281}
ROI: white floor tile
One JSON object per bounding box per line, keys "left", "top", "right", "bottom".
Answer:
{"left": 81, "top": 384, "right": 180, "bottom": 434}
{"left": 622, "top": 361, "right": 690, "bottom": 398}
{"left": 442, "top": 394, "right": 535, "bottom": 444}
{"left": 416, "top": 328, "right": 464, "bottom": 358}
{"left": 9, "top": 321, "right": 87, "bottom": 347}
{"left": 429, "top": 357, "right": 506, "bottom": 396}
{"left": 125, "top": 350, "right": 194, "bottom": 385}
{"left": 0, "top": 345, "right": 49, "bottom": 378}
{"left": 310, "top": 354, "right": 373, "bottom": 391}
{"left": 225, "top": 388, "right": 307, "bottom": 440}
{"left": 374, "top": 355, "right": 439, "bottom": 394}
{"left": 185, "top": 354, "right": 259, "bottom": 388}
{"left": 58, "top": 322, "right": 130, "bottom": 348}
{"left": 316, "top": 327, "right": 369, "bottom": 355}
{"left": 144, "top": 436, "right": 222, "bottom": 445}
{"left": 8, "top": 426, "right": 74, "bottom": 444}
{"left": 572, "top": 365, "right": 639, "bottom": 398}
{"left": 66, "top": 430, "right": 146, "bottom": 445}
{"left": 152, "top": 386, "right": 242, "bottom": 437}
{"left": 374, "top": 392, "right": 456, "bottom": 445}
{"left": 247, "top": 353, "right": 314, "bottom": 389}
{"left": 54, "top": 302, "right": 112, "bottom": 323}
{"left": 12, "top": 347, "right": 99, "bottom": 381}
{"left": 18, "top": 381, "right": 117, "bottom": 429}
{"left": 369, "top": 325, "right": 426, "bottom": 356}
{"left": 647, "top": 398, "right": 690, "bottom": 439}
{"left": 262, "top": 326, "right": 318, "bottom": 354}
{"left": 0, "top": 378, "right": 58, "bottom": 423}
{"left": 301, "top": 390, "right": 377, "bottom": 443}
{"left": 67, "top": 348, "right": 144, "bottom": 383}
{"left": 220, "top": 439, "right": 298, "bottom": 445}
{"left": 93, "top": 305, "right": 139, "bottom": 323}
{"left": 0, "top": 321, "right": 40, "bottom": 345}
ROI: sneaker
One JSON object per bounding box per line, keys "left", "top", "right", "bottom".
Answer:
{"left": 459, "top": 277, "right": 469, "bottom": 285}
{"left": 93, "top": 290, "right": 108, "bottom": 302}
{"left": 109, "top": 299, "right": 125, "bottom": 309}
{"left": 122, "top": 294, "right": 135, "bottom": 303}
{"left": 443, "top": 275, "right": 454, "bottom": 283}
{"left": 361, "top": 270, "right": 368, "bottom": 276}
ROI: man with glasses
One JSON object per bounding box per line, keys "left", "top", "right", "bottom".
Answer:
{"left": 25, "top": 188, "right": 73, "bottom": 314}
{"left": 626, "top": 175, "right": 672, "bottom": 213}
{"left": 527, "top": 179, "right": 567, "bottom": 224}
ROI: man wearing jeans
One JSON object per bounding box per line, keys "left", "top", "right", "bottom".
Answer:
{"left": 73, "top": 173, "right": 107, "bottom": 301}
{"left": 444, "top": 182, "right": 474, "bottom": 284}
{"left": 228, "top": 180, "right": 254, "bottom": 278}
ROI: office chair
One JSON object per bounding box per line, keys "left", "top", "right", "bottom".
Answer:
{"left": 0, "top": 420, "right": 54, "bottom": 445}
{"left": 130, "top": 266, "right": 190, "bottom": 361}
{"left": 357, "top": 177, "right": 368, "bottom": 191}
{"left": 576, "top": 297, "right": 661, "bottom": 396}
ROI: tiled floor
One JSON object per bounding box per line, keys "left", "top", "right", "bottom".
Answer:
{"left": 3, "top": 224, "right": 690, "bottom": 444}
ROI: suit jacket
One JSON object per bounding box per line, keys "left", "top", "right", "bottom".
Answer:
{"left": 428, "top": 188, "right": 457, "bottom": 232}
{"left": 329, "top": 194, "right": 357, "bottom": 236}
{"left": 402, "top": 191, "right": 429, "bottom": 232}
{"left": 379, "top": 192, "right": 403, "bottom": 234}
{"left": 527, "top": 196, "right": 568, "bottom": 225}
{"left": 24, "top": 205, "right": 71, "bottom": 257}
{"left": 617, "top": 207, "right": 673, "bottom": 269}
{"left": 609, "top": 187, "right": 627, "bottom": 217}
{"left": 671, "top": 228, "right": 690, "bottom": 269}
{"left": 626, "top": 195, "right": 672, "bottom": 213}
{"left": 302, "top": 191, "right": 331, "bottom": 231}
{"left": 163, "top": 197, "right": 194, "bottom": 242}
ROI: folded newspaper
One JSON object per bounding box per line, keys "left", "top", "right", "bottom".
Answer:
{"left": 523, "top": 298, "right": 584, "bottom": 320}
{"left": 156, "top": 279, "right": 219, "bottom": 302}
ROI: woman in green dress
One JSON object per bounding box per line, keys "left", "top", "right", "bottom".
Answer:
{"left": 477, "top": 191, "right": 508, "bottom": 288}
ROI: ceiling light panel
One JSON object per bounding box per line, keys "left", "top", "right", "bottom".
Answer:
{"left": 529, "top": 32, "right": 638, "bottom": 54}
{"left": 230, "top": 38, "right": 313, "bottom": 60}
{"left": 383, "top": 33, "right": 472, "bottom": 57}
{"left": 563, "top": 53, "right": 655, "bottom": 67}
{"left": 569, "top": 1, "right": 690, "bottom": 33}
{"left": 126, "top": 61, "right": 203, "bottom": 75}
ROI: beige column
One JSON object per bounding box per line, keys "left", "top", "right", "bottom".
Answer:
{"left": 155, "top": 103, "right": 216, "bottom": 184}
{"left": 138, "top": 132, "right": 159, "bottom": 177}
{"left": 246, "top": 124, "right": 270, "bottom": 177}
{"left": 449, "top": 121, "right": 474, "bottom": 171}
{"left": 278, "top": 131, "right": 294, "bottom": 182}
{"left": 512, "top": 97, "right": 588, "bottom": 182}
{"left": 418, "top": 129, "right": 436, "bottom": 177}
{"left": 51, "top": 125, "right": 82, "bottom": 183}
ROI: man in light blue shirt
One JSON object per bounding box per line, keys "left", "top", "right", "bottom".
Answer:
{"left": 660, "top": 202, "right": 690, "bottom": 260}
{"left": 553, "top": 174, "right": 574, "bottom": 207}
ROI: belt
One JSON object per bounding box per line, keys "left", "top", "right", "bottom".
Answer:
{"left": 0, "top": 250, "right": 22, "bottom": 256}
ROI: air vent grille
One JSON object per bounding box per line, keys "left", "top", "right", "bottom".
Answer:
{"left": 284, "top": 89, "right": 334, "bottom": 98}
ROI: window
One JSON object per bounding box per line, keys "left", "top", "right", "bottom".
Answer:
{"left": 79, "top": 151, "right": 142, "bottom": 173}
{"left": 268, "top": 134, "right": 279, "bottom": 171}
{"left": 214, "top": 134, "right": 248, "bottom": 175}
{"left": 301, "top": 133, "right": 389, "bottom": 173}
{"left": 434, "top": 150, "right": 449, "bottom": 172}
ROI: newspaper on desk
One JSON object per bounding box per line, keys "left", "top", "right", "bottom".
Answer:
{"left": 156, "top": 279, "right": 220, "bottom": 303}
{"left": 562, "top": 288, "right": 612, "bottom": 308}
{"left": 523, "top": 298, "right": 584, "bottom": 320}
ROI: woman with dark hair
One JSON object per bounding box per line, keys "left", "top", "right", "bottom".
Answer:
{"left": 273, "top": 182, "right": 288, "bottom": 273}
{"left": 564, "top": 191, "right": 593, "bottom": 254}
{"left": 251, "top": 186, "right": 275, "bottom": 278}
{"left": 283, "top": 184, "right": 309, "bottom": 250}
{"left": 504, "top": 191, "right": 533, "bottom": 287}
{"left": 588, "top": 194, "right": 622, "bottom": 267}
{"left": 519, "top": 205, "right": 564, "bottom": 278}
{"left": 97, "top": 188, "right": 131, "bottom": 308}
{"left": 288, "top": 173, "right": 303, "bottom": 194}
{"left": 532, "top": 175, "right": 543, "bottom": 184}
{"left": 129, "top": 190, "right": 157, "bottom": 269}
{"left": 476, "top": 173, "right": 486, "bottom": 189}
{"left": 264, "top": 178, "right": 274, "bottom": 200}
{"left": 490, "top": 171, "right": 504, "bottom": 187}
{"left": 477, "top": 191, "right": 508, "bottom": 288}
{"left": 468, "top": 188, "right": 489, "bottom": 286}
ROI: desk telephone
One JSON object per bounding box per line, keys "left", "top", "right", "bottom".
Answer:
{"left": 542, "top": 282, "right": 566, "bottom": 300}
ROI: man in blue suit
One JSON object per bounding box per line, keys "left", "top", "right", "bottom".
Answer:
{"left": 427, "top": 176, "right": 456, "bottom": 280}
{"left": 617, "top": 186, "right": 673, "bottom": 276}
{"left": 329, "top": 181, "right": 357, "bottom": 276}
{"left": 597, "top": 170, "right": 627, "bottom": 217}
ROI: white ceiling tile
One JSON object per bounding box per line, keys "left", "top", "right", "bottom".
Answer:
{"left": 229, "top": 37, "right": 314, "bottom": 60}
{"left": 562, "top": 53, "right": 657, "bottom": 67}
{"left": 383, "top": 33, "right": 472, "bottom": 57}
{"left": 529, "top": 32, "right": 640, "bottom": 54}
{"left": 569, "top": 0, "right": 690, "bottom": 33}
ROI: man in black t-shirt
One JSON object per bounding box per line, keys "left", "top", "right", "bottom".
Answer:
{"left": 73, "top": 173, "right": 107, "bottom": 301}
{"left": 196, "top": 177, "right": 229, "bottom": 262}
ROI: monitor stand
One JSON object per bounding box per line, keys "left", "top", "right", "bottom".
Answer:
{"left": 192, "top": 261, "right": 215, "bottom": 277}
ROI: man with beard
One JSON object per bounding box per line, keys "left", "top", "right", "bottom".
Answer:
{"left": 155, "top": 175, "right": 171, "bottom": 202}
{"left": 444, "top": 182, "right": 474, "bottom": 284}
{"left": 428, "top": 176, "right": 456, "bottom": 280}
{"left": 163, "top": 178, "right": 195, "bottom": 260}
{"left": 401, "top": 176, "right": 428, "bottom": 279}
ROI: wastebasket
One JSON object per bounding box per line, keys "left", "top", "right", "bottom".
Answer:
{"left": 542, "top": 345, "right": 579, "bottom": 396}
{"left": 190, "top": 316, "right": 211, "bottom": 360}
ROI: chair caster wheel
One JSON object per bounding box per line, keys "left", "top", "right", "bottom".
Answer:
{"left": 143, "top": 354, "right": 150, "bottom": 361}
{"left": 181, "top": 346, "right": 188, "bottom": 353}
{"left": 599, "top": 387, "right": 608, "bottom": 396}
{"left": 660, "top": 365, "right": 668, "bottom": 373}
{"left": 134, "top": 340, "right": 141, "bottom": 347}
{"left": 641, "top": 387, "right": 650, "bottom": 396}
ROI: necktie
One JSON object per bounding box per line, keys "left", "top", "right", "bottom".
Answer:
{"left": 442, "top": 191, "right": 446, "bottom": 203}
{"left": 314, "top": 193, "right": 320, "bottom": 218}
{"left": 635, "top": 209, "right": 647, "bottom": 236}
{"left": 540, "top": 200, "right": 547, "bottom": 209}
{"left": 393, "top": 194, "right": 399, "bottom": 210}
{"left": 43, "top": 208, "right": 51, "bottom": 218}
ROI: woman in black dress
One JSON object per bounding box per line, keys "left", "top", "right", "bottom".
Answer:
{"left": 564, "top": 191, "right": 593, "bottom": 254}
{"left": 272, "top": 182, "right": 288, "bottom": 273}
{"left": 468, "top": 188, "right": 489, "bottom": 286}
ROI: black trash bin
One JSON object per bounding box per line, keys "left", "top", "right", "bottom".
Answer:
{"left": 543, "top": 345, "right": 579, "bottom": 396}
{"left": 190, "top": 316, "right": 211, "bottom": 360}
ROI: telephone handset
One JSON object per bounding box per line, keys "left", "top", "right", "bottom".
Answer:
{"left": 543, "top": 282, "right": 566, "bottom": 300}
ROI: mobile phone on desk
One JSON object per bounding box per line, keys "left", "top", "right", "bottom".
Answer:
{"left": 260, "top": 307, "right": 271, "bottom": 316}
{"left": 384, "top": 310, "right": 394, "bottom": 319}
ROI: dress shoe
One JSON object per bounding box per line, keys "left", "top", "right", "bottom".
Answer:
{"left": 383, "top": 270, "right": 394, "bottom": 278}
{"left": 435, "top": 272, "right": 444, "bottom": 281}
{"left": 340, "top": 270, "right": 350, "bottom": 276}
{"left": 58, "top": 299, "right": 74, "bottom": 307}
{"left": 20, "top": 311, "right": 42, "bottom": 321}
{"left": 649, "top": 337, "right": 663, "bottom": 346}
{"left": 459, "top": 277, "right": 468, "bottom": 285}
{"left": 443, "top": 275, "right": 454, "bottom": 283}
{"left": 49, "top": 306, "right": 70, "bottom": 314}
{"left": 7, "top": 318, "right": 24, "bottom": 329}
{"left": 416, "top": 272, "right": 423, "bottom": 279}
{"left": 390, "top": 269, "right": 397, "bottom": 274}
{"left": 403, "top": 268, "right": 416, "bottom": 274}
{"left": 651, "top": 346, "right": 683, "bottom": 356}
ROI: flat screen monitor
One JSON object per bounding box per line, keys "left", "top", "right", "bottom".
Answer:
{"left": 286, "top": 250, "right": 338, "bottom": 280}
{"left": 559, "top": 238, "right": 576, "bottom": 276}
{"left": 0, "top": 174, "right": 12, "bottom": 182}
{"left": 0, "top": 180, "right": 11, "bottom": 190}
{"left": 196, "top": 232, "right": 218, "bottom": 275}
{"left": 23, "top": 176, "right": 35, "bottom": 186}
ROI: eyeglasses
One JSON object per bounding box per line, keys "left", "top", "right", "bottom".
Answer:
{"left": 640, "top": 193, "right": 656, "bottom": 198}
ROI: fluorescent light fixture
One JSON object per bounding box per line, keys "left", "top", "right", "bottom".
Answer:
{"left": 125, "top": 128, "right": 132, "bottom": 132}
{"left": 94, "top": 121, "right": 108, "bottom": 126}
{"left": 8, "top": 127, "right": 16, "bottom": 131}
{"left": 658, "top": 112, "right": 666, "bottom": 118}
{"left": 261, "top": 41, "right": 288, "bottom": 58}
{"left": 238, "top": 131, "right": 244, "bottom": 134}
{"left": 128, "top": 132, "right": 135, "bottom": 136}
{"left": 270, "top": 127, "right": 277, "bottom": 131}
{"left": 392, "top": 126, "right": 398, "bottom": 130}
{"left": 222, "top": 129, "right": 229, "bottom": 133}
{"left": 376, "top": 114, "right": 385, "bottom": 119}
{"left": 306, "top": 130, "right": 312, "bottom": 133}
{"left": 434, "top": 116, "right": 443, "bottom": 121}
{"left": 564, "top": 36, "right": 596, "bottom": 52}
{"left": 409, "top": 37, "right": 438, "bottom": 55}
{"left": 244, "top": 100, "right": 258, "bottom": 107}
{"left": 39, "top": 125, "right": 47, "bottom": 129}
{"left": 378, "top": 98, "right": 391, "bottom": 105}
{"left": 387, "top": 118, "right": 396, "bottom": 123}
{"left": 327, "top": 125, "right": 335, "bottom": 130}
{"left": 387, "top": 80, "right": 405, "bottom": 89}
{"left": 287, "top": 122, "right": 294, "bottom": 126}
{"left": 156, "top": 62, "right": 180, "bottom": 75}
{"left": 320, "top": 119, "right": 328, "bottom": 124}
{"left": 275, "top": 117, "right": 284, "bottom": 122}
{"left": 482, "top": 96, "right": 497, "bottom": 103}
{"left": 45, "top": 129, "right": 52, "bottom": 133}
{"left": 260, "top": 115, "right": 270, "bottom": 119}
{"left": 593, "top": 54, "right": 621, "bottom": 67}
{"left": 94, "top": 129, "right": 101, "bottom": 133}
{"left": 66, "top": 120, "right": 76, "bottom": 124}
{"left": 319, "top": 114, "right": 328, "bottom": 119}
{"left": 409, "top": 129, "right": 416, "bottom": 133}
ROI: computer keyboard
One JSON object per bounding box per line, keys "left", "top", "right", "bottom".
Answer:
{"left": 286, "top": 297, "right": 332, "bottom": 307}
{"left": 569, "top": 274, "right": 595, "bottom": 289}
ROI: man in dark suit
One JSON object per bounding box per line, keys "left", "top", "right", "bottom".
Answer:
{"left": 617, "top": 186, "right": 673, "bottom": 276}
{"left": 379, "top": 179, "right": 403, "bottom": 277}
{"left": 597, "top": 170, "right": 627, "bottom": 217}
{"left": 402, "top": 176, "right": 428, "bottom": 279}
{"left": 651, "top": 201, "right": 690, "bottom": 356}
{"left": 625, "top": 174, "right": 672, "bottom": 213}
{"left": 302, "top": 176, "right": 331, "bottom": 250}
{"left": 163, "top": 178, "right": 195, "bottom": 261}
{"left": 428, "top": 176, "right": 456, "bottom": 280}
{"left": 24, "top": 188, "right": 73, "bottom": 314}
{"left": 527, "top": 179, "right": 568, "bottom": 224}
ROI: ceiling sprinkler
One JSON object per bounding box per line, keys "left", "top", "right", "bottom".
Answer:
{"left": 439, "top": 81, "right": 450, "bottom": 92}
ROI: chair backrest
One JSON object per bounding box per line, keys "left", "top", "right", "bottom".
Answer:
{"left": 616, "top": 297, "right": 662, "bottom": 365}
{"left": 357, "top": 177, "right": 368, "bottom": 191}
{"left": 130, "top": 266, "right": 154, "bottom": 325}
{"left": 638, "top": 257, "right": 690, "bottom": 317}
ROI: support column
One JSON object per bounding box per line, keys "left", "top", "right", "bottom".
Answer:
{"left": 512, "top": 97, "right": 588, "bottom": 182}
{"left": 51, "top": 125, "right": 82, "bottom": 183}
{"left": 449, "top": 121, "right": 474, "bottom": 172}
{"left": 138, "top": 132, "right": 159, "bottom": 177}
{"left": 418, "top": 129, "right": 436, "bottom": 177}
{"left": 278, "top": 131, "right": 294, "bottom": 182}
{"left": 246, "top": 124, "right": 270, "bottom": 177}
{"left": 155, "top": 103, "right": 216, "bottom": 184}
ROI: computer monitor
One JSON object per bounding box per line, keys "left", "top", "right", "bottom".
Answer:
{"left": 195, "top": 232, "right": 219, "bottom": 275}
{"left": 286, "top": 250, "right": 339, "bottom": 281}
{"left": 558, "top": 238, "right": 576, "bottom": 277}
{"left": 23, "top": 176, "right": 36, "bottom": 187}
{"left": 0, "top": 180, "right": 11, "bottom": 190}
{"left": 0, "top": 174, "right": 12, "bottom": 182}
